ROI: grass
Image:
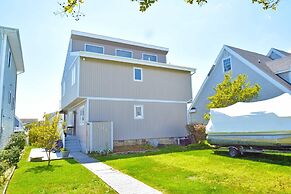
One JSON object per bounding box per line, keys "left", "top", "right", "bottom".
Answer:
{"left": 7, "top": 147, "right": 116, "bottom": 194}
{"left": 93, "top": 145, "right": 291, "bottom": 194}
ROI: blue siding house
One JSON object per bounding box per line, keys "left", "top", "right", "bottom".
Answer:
{"left": 0, "top": 26, "right": 24, "bottom": 148}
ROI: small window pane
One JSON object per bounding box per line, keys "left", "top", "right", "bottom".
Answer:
{"left": 134, "top": 68, "right": 142, "bottom": 81}
{"left": 116, "top": 49, "right": 132, "bottom": 58}
{"left": 85, "top": 45, "right": 104, "bottom": 54}
{"left": 223, "top": 58, "right": 231, "bottom": 72}
{"left": 7, "top": 49, "right": 12, "bottom": 68}
{"left": 134, "top": 105, "right": 143, "bottom": 119}
{"left": 143, "top": 54, "right": 157, "bottom": 62}
{"left": 80, "top": 107, "right": 85, "bottom": 125}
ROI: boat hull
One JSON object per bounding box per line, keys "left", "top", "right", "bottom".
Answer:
{"left": 207, "top": 131, "right": 291, "bottom": 148}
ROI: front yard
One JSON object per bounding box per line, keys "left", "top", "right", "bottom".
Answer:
{"left": 7, "top": 147, "right": 116, "bottom": 194}
{"left": 93, "top": 145, "right": 291, "bottom": 194}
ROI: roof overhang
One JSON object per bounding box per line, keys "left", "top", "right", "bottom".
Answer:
{"left": 71, "top": 30, "right": 169, "bottom": 53}
{"left": 71, "top": 51, "right": 196, "bottom": 73}
{"left": 0, "top": 26, "right": 24, "bottom": 74}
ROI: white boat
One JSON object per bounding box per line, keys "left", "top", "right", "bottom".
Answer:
{"left": 206, "top": 93, "right": 291, "bottom": 155}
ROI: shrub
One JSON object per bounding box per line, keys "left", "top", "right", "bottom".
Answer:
{"left": 186, "top": 123, "right": 206, "bottom": 144}
{"left": 0, "top": 161, "right": 9, "bottom": 176}
{"left": 0, "top": 146, "right": 21, "bottom": 167}
{"left": 5, "top": 132, "right": 26, "bottom": 150}
{"left": 28, "top": 122, "right": 39, "bottom": 145}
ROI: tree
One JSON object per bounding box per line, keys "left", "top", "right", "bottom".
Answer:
{"left": 204, "top": 73, "right": 261, "bottom": 120}
{"left": 56, "top": 0, "right": 280, "bottom": 20}
{"left": 31, "top": 113, "right": 61, "bottom": 166}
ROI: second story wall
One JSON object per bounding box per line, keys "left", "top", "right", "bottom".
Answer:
{"left": 71, "top": 35, "right": 167, "bottom": 63}
{"left": 61, "top": 57, "right": 79, "bottom": 108}
{"left": 79, "top": 58, "right": 192, "bottom": 101}
{"left": 0, "top": 37, "right": 17, "bottom": 147}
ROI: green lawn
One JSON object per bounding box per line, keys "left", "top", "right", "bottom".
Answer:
{"left": 93, "top": 145, "right": 291, "bottom": 194}
{"left": 7, "top": 147, "right": 116, "bottom": 194}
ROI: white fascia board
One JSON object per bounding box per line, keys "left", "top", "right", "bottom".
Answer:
{"left": 71, "top": 30, "right": 169, "bottom": 53}
{"left": 267, "top": 48, "right": 285, "bottom": 58}
{"left": 82, "top": 96, "right": 188, "bottom": 104}
{"left": 72, "top": 51, "right": 196, "bottom": 73}
{"left": 0, "top": 26, "right": 24, "bottom": 74}
{"left": 225, "top": 46, "right": 291, "bottom": 93}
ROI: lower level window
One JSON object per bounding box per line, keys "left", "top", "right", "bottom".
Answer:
{"left": 79, "top": 106, "right": 85, "bottom": 125}
{"left": 134, "top": 105, "right": 144, "bottom": 119}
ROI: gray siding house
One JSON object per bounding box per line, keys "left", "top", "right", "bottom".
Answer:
{"left": 61, "top": 30, "right": 195, "bottom": 152}
{"left": 189, "top": 45, "right": 291, "bottom": 124}
{"left": 0, "top": 26, "right": 25, "bottom": 148}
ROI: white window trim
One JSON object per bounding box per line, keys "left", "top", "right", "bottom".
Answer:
{"left": 115, "top": 48, "right": 133, "bottom": 58}
{"left": 133, "top": 67, "right": 143, "bottom": 82}
{"left": 134, "top": 105, "right": 144, "bottom": 120}
{"left": 142, "top": 53, "right": 158, "bottom": 62}
{"left": 71, "top": 65, "right": 76, "bottom": 86}
{"left": 84, "top": 44, "right": 104, "bottom": 54}
{"left": 222, "top": 56, "right": 232, "bottom": 73}
{"left": 79, "top": 106, "right": 85, "bottom": 125}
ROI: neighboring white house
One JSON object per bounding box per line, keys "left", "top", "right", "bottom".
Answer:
{"left": 0, "top": 26, "right": 25, "bottom": 148}
{"left": 61, "top": 30, "right": 195, "bottom": 153}
{"left": 189, "top": 45, "right": 291, "bottom": 124}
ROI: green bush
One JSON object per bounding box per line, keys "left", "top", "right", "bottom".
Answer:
{"left": 0, "top": 161, "right": 9, "bottom": 175}
{"left": 5, "top": 132, "right": 26, "bottom": 150}
{"left": 0, "top": 146, "right": 21, "bottom": 167}
{"left": 186, "top": 123, "right": 206, "bottom": 144}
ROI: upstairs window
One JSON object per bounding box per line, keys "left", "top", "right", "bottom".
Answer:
{"left": 223, "top": 57, "right": 232, "bottom": 72}
{"left": 71, "top": 66, "right": 76, "bottom": 86}
{"left": 8, "top": 91, "right": 11, "bottom": 104}
{"left": 133, "top": 67, "right": 143, "bottom": 81}
{"left": 7, "top": 48, "right": 12, "bottom": 68}
{"left": 134, "top": 105, "right": 144, "bottom": 119}
{"left": 85, "top": 44, "right": 104, "bottom": 54}
{"left": 142, "top": 54, "right": 157, "bottom": 62}
{"left": 116, "top": 49, "right": 132, "bottom": 58}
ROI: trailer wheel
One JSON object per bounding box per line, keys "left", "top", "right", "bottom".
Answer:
{"left": 229, "top": 147, "right": 240, "bottom": 157}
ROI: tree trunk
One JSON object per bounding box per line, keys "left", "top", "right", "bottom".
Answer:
{"left": 47, "top": 150, "right": 51, "bottom": 166}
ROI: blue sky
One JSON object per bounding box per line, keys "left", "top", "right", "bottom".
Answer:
{"left": 1, "top": 0, "right": 291, "bottom": 119}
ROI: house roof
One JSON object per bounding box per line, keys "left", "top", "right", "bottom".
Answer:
{"left": 266, "top": 55, "right": 291, "bottom": 74}
{"left": 0, "top": 26, "right": 25, "bottom": 74}
{"left": 72, "top": 51, "right": 196, "bottom": 73}
{"left": 226, "top": 45, "right": 291, "bottom": 91}
{"left": 273, "top": 48, "right": 291, "bottom": 57}
{"left": 71, "top": 30, "right": 169, "bottom": 53}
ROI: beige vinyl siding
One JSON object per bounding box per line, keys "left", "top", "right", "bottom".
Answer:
{"left": 79, "top": 58, "right": 192, "bottom": 101}
{"left": 71, "top": 37, "right": 167, "bottom": 63}
{"left": 89, "top": 100, "right": 188, "bottom": 140}
{"left": 190, "top": 49, "right": 284, "bottom": 124}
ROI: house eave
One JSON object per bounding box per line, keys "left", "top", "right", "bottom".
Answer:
{"left": 71, "top": 51, "right": 196, "bottom": 73}
{"left": 71, "top": 30, "right": 169, "bottom": 53}
{"left": 1, "top": 26, "right": 25, "bottom": 74}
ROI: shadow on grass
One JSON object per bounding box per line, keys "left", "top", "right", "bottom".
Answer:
{"left": 63, "top": 158, "right": 79, "bottom": 165}
{"left": 92, "top": 144, "right": 212, "bottom": 162}
{"left": 213, "top": 150, "right": 291, "bottom": 166}
{"left": 25, "top": 164, "right": 62, "bottom": 174}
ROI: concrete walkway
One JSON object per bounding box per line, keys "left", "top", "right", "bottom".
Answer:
{"left": 71, "top": 152, "right": 162, "bottom": 194}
